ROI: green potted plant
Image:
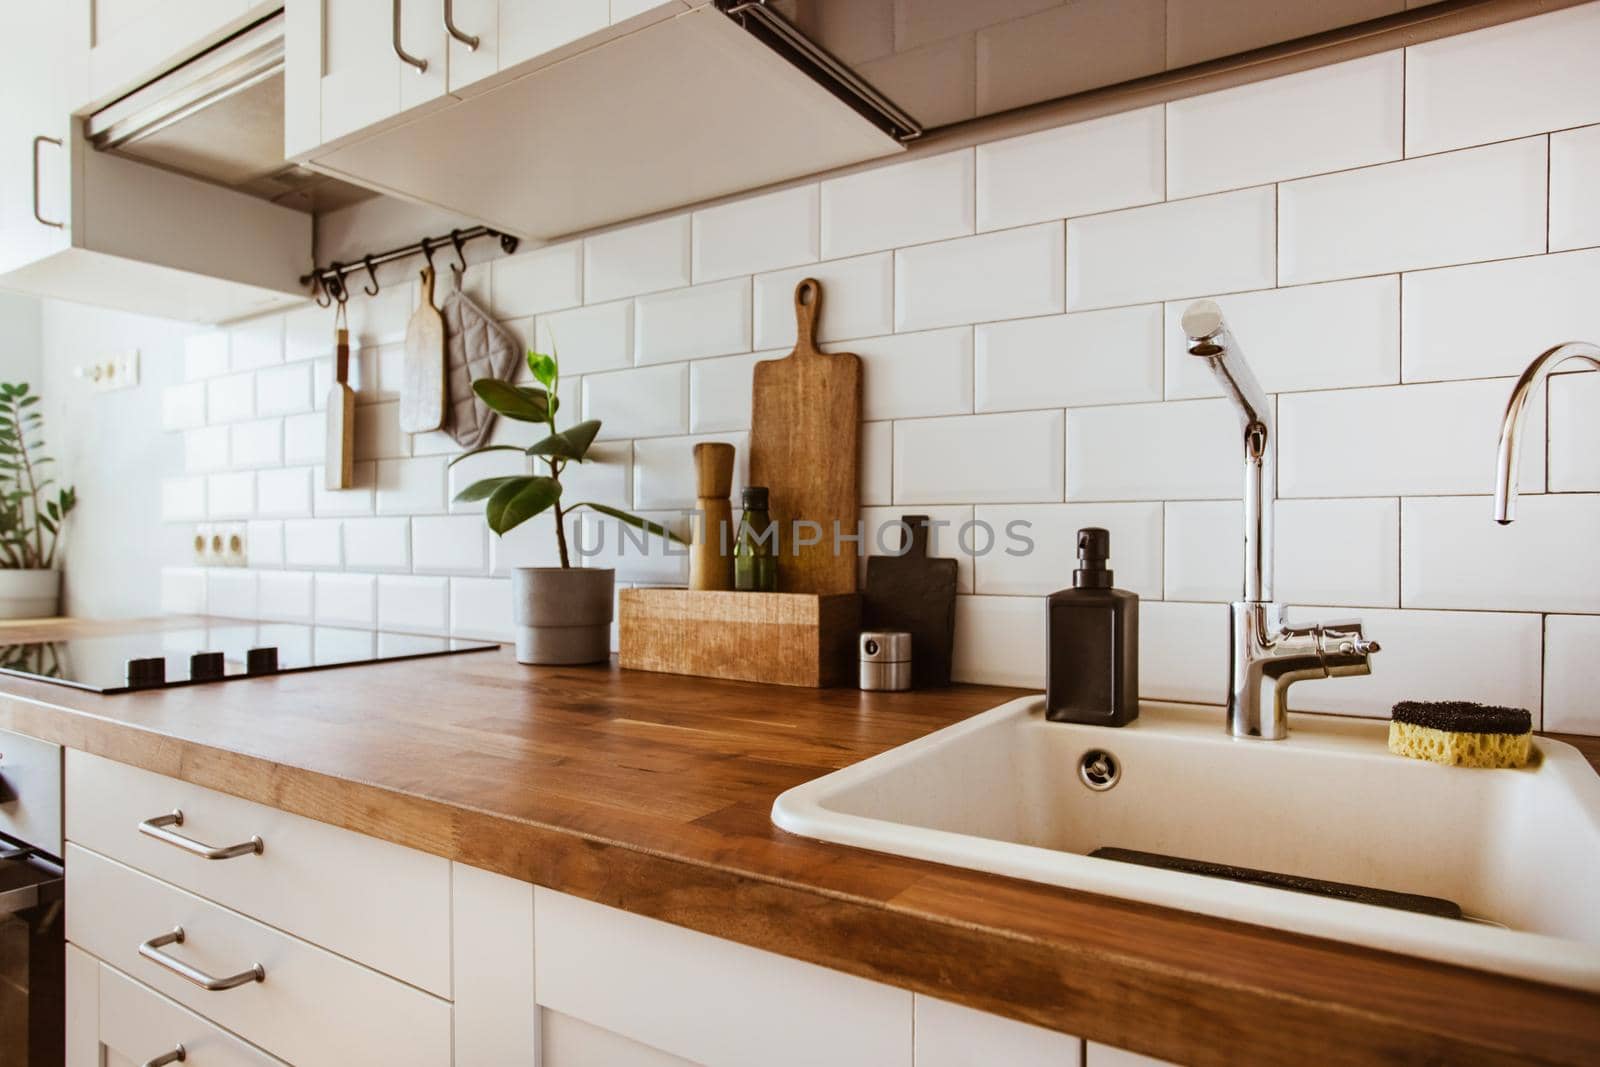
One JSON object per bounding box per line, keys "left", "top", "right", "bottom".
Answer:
{"left": 450, "top": 349, "right": 680, "bottom": 664}
{"left": 0, "top": 382, "right": 76, "bottom": 618}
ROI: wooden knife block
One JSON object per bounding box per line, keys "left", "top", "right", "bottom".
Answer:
{"left": 619, "top": 589, "right": 860, "bottom": 688}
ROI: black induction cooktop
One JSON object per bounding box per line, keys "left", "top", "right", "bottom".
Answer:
{"left": 0, "top": 620, "right": 499, "bottom": 694}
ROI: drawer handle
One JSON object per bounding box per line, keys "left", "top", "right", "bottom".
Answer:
{"left": 31, "top": 136, "right": 64, "bottom": 229}
{"left": 392, "top": 0, "right": 429, "bottom": 72}
{"left": 143, "top": 1045, "right": 186, "bottom": 1067}
{"left": 444, "top": 0, "right": 479, "bottom": 50}
{"left": 139, "top": 927, "right": 265, "bottom": 991}
{"left": 139, "top": 811, "right": 263, "bottom": 860}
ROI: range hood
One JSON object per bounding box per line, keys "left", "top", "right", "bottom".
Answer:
{"left": 84, "top": 11, "right": 370, "bottom": 214}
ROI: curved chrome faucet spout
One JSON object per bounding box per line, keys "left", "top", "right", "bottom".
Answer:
{"left": 1494, "top": 342, "right": 1600, "bottom": 524}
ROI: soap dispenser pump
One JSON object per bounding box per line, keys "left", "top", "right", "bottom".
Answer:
{"left": 1046, "top": 527, "right": 1139, "bottom": 726}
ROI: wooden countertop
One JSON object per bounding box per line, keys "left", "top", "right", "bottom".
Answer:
{"left": 1, "top": 617, "right": 1596, "bottom": 1066}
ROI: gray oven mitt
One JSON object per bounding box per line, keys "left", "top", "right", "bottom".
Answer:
{"left": 440, "top": 283, "right": 522, "bottom": 449}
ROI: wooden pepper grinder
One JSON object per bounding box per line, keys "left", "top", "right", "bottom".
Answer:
{"left": 690, "top": 442, "right": 736, "bottom": 591}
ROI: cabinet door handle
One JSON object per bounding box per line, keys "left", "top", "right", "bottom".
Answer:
{"left": 139, "top": 810, "right": 263, "bottom": 860}
{"left": 31, "top": 136, "right": 64, "bottom": 229}
{"left": 392, "top": 0, "right": 429, "bottom": 72}
{"left": 142, "top": 1045, "right": 186, "bottom": 1067}
{"left": 444, "top": 0, "right": 479, "bottom": 50}
{"left": 139, "top": 927, "right": 265, "bottom": 991}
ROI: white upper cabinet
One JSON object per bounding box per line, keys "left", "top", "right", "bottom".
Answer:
{"left": 0, "top": 3, "right": 76, "bottom": 279}
{"left": 317, "top": 0, "right": 450, "bottom": 145}
{"left": 83, "top": 0, "right": 268, "bottom": 111}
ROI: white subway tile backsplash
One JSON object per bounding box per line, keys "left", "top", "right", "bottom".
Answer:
{"left": 256, "top": 467, "right": 312, "bottom": 518}
{"left": 185, "top": 333, "right": 229, "bottom": 380}
{"left": 896, "top": 223, "right": 1065, "bottom": 332}
{"left": 378, "top": 576, "right": 450, "bottom": 634}
{"left": 1279, "top": 137, "right": 1548, "bottom": 285}
{"left": 161, "top": 477, "right": 206, "bottom": 522}
{"left": 975, "top": 106, "right": 1163, "bottom": 232}
{"left": 1163, "top": 501, "right": 1242, "bottom": 602}
{"left": 1401, "top": 494, "right": 1600, "bottom": 613}
{"left": 583, "top": 364, "right": 689, "bottom": 440}
{"left": 450, "top": 577, "right": 513, "bottom": 640}
{"left": 284, "top": 519, "right": 341, "bottom": 568}
{"left": 1550, "top": 124, "right": 1600, "bottom": 253}
{"left": 895, "top": 410, "right": 1064, "bottom": 505}
{"left": 206, "top": 472, "right": 254, "bottom": 518}
{"left": 355, "top": 400, "right": 409, "bottom": 461}
{"left": 184, "top": 426, "right": 229, "bottom": 473}
{"left": 1279, "top": 379, "right": 1545, "bottom": 497}
{"left": 490, "top": 518, "right": 565, "bottom": 573}
{"left": 347, "top": 284, "right": 415, "bottom": 348}
{"left": 231, "top": 419, "right": 283, "bottom": 469}
{"left": 1403, "top": 3, "right": 1600, "bottom": 157}
{"left": 161, "top": 568, "right": 207, "bottom": 614}
{"left": 314, "top": 572, "right": 376, "bottom": 627}
{"left": 584, "top": 214, "right": 691, "bottom": 302}
{"left": 256, "top": 362, "right": 314, "bottom": 417}
{"left": 258, "top": 570, "right": 313, "bottom": 622}
{"left": 162, "top": 383, "right": 206, "bottom": 431}
{"left": 861, "top": 420, "right": 892, "bottom": 507}
{"left": 858, "top": 506, "right": 977, "bottom": 594}
{"left": 492, "top": 241, "right": 583, "bottom": 318}
{"left": 821, "top": 149, "right": 975, "bottom": 259}
{"left": 313, "top": 462, "right": 376, "bottom": 516}
{"left": 448, "top": 433, "right": 531, "bottom": 513}
{"left": 635, "top": 279, "right": 751, "bottom": 365}
{"left": 535, "top": 299, "right": 634, "bottom": 374}
{"left": 229, "top": 317, "right": 283, "bottom": 371}
{"left": 376, "top": 456, "right": 447, "bottom": 515}
{"left": 1284, "top": 606, "right": 1543, "bottom": 718}
{"left": 1067, "top": 187, "right": 1275, "bottom": 311}
{"left": 413, "top": 515, "right": 487, "bottom": 573}
{"left": 1401, "top": 249, "right": 1600, "bottom": 383}
{"left": 343, "top": 517, "right": 410, "bottom": 571}
{"left": 1167, "top": 52, "right": 1402, "bottom": 200}
{"left": 283, "top": 304, "right": 328, "bottom": 362}
{"left": 246, "top": 520, "right": 284, "bottom": 567}
{"left": 1139, "top": 600, "right": 1230, "bottom": 705}
{"left": 283, "top": 412, "right": 326, "bottom": 465}
{"left": 206, "top": 570, "right": 257, "bottom": 619}
{"left": 632, "top": 434, "right": 747, "bottom": 511}
{"left": 975, "top": 502, "right": 1162, "bottom": 599}
{"left": 1550, "top": 370, "right": 1600, "bottom": 493}
{"left": 1163, "top": 276, "right": 1400, "bottom": 399}
{"left": 976, "top": 305, "right": 1163, "bottom": 412}
{"left": 1545, "top": 615, "right": 1600, "bottom": 734}
{"left": 839, "top": 328, "right": 973, "bottom": 421}
{"left": 753, "top": 254, "right": 894, "bottom": 348}
{"left": 577, "top": 510, "right": 687, "bottom": 584}
{"left": 689, "top": 352, "right": 764, "bottom": 433}
{"left": 1275, "top": 497, "right": 1399, "bottom": 608}
{"left": 1066, "top": 398, "right": 1239, "bottom": 501}
{"left": 952, "top": 595, "right": 1045, "bottom": 688}
{"left": 206, "top": 374, "right": 254, "bottom": 424}
{"left": 693, "top": 185, "right": 820, "bottom": 283}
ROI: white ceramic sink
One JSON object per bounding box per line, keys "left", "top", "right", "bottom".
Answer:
{"left": 773, "top": 698, "right": 1600, "bottom": 990}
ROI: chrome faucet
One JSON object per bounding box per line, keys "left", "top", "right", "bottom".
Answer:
{"left": 1181, "top": 300, "right": 1380, "bottom": 740}
{"left": 1493, "top": 342, "right": 1600, "bottom": 524}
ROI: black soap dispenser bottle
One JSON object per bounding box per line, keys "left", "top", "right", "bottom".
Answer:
{"left": 1046, "top": 527, "right": 1139, "bottom": 726}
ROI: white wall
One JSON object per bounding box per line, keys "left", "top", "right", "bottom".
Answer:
{"left": 0, "top": 291, "right": 43, "bottom": 384}
{"left": 119, "top": 5, "right": 1600, "bottom": 732}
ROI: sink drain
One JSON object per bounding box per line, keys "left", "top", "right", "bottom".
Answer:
{"left": 1079, "top": 749, "right": 1119, "bottom": 791}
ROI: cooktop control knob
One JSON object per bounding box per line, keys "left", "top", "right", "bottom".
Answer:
{"left": 126, "top": 657, "right": 167, "bottom": 688}
{"left": 246, "top": 647, "right": 279, "bottom": 675}
{"left": 190, "top": 651, "right": 225, "bottom": 682}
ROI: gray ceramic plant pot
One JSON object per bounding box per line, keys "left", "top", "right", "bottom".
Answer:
{"left": 511, "top": 566, "right": 615, "bottom": 665}
{"left": 0, "top": 569, "right": 60, "bottom": 619}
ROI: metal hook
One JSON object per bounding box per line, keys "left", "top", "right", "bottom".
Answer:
{"left": 449, "top": 228, "right": 468, "bottom": 276}
{"left": 420, "top": 237, "right": 436, "bottom": 270}
{"left": 312, "top": 274, "right": 332, "bottom": 309}
{"left": 326, "top": 262, "right": 350, "bottom": 308}
{"left": 361, "top": 255, "right": 380, "bottom": 296}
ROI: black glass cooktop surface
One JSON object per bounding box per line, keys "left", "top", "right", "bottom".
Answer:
{"left": 0, "top": 620, "right": 499, "bottom": 694}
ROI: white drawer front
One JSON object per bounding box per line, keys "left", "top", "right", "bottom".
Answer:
{"left": 99, "top": 962, "right": 286, "bottom": 1067}
{"left": 534, "top": 888, "right": 913, "bottom": 1067}
{"left": 66, "top": 749, "right": 451, "bottom": 996}
{"left": 66, "top": 844, "right": 453, "bottom": 1067}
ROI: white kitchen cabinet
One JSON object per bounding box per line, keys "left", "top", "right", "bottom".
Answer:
{"left": 543, "top": 1009, "right": 699, "bottom": 1066}
{"left": 453, "top": 862, "right": 538, "bottom": 1067}
{"left": 914, "top": 994, "right": 1083, "bottom": 1066}
{"left": 1086, "top": 1042, "right": 1177, "bottom": 1066}
{"left": 83, "top": 0, "right": 272, "bottom": 111}
{"left": 316, "top": 0, "right": 450, "bottom": 145}
{"left": 0, "top": 3, "right": 77, "bottom": 282}
{"left": 445, "top": 0, "right": 639, "bottom": 96}
{"left": 93, "top": 959, "right": 288, "bottom": 1067}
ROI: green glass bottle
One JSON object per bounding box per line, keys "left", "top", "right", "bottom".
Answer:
{"left": 734, "top": 486, "right": 778, "bottom": 592}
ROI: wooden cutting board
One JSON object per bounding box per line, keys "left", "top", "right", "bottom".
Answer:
{"left": 400, "top": 265, "right": 445, "bottom": 433}
{"left": 749, "top": 279, "right": 861, "bottom": 595}
{"left": 863, "top": 515, "right": 958, "bottom": 687}
{"left": 325, "top": 325, "right": 355, "bottom": 490}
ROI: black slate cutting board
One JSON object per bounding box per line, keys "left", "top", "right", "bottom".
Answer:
{"left": 863, "top": 515, "right": 958, "bottom": 688}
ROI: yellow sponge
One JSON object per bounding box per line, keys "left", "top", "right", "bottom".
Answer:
{"left": 1387, "top": 701, "right": 1532, "bottom": 768}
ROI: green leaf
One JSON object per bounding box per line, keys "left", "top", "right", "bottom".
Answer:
{"left": 472, "top": 379, "right": 551, "bottom": 422}
{"left": 445, "top": 444, "right": 527, "bottom": 469}
{"left": 526, "top": 350, "right": 557, "bottom": 391}
{"left": 485, "top": 476, "right": 561, "bottom": 536}
{"left": 452, "top": 475, "right": 524, "bottom": 504}
{"left": 527, "top": 419, "right": 602, "bottom": 462}
{"left": 569, "top": 501, "right": 686, "bottom": 545}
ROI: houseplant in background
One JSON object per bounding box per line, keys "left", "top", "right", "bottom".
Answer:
{"left": 0, "top": 382, "right": 76, "bottom": 618}
{"left": 451, "top": 349, "right": 681, "bottom": 665}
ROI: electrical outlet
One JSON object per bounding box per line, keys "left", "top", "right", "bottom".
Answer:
{"left": 73, "top": 349, "right": 140, "bottom": 392}
{"left": 221, "top": 523, "right": 247, "bottom": 567}
{"left": 194, "top": 523, "right": 248, "bottom": 567}
{"left": 193, "top": 524, "right": 213, "bottom": 566}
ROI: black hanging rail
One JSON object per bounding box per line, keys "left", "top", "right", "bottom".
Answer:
{"left": 302, "top": 225, "right": 521, "bottom": 307}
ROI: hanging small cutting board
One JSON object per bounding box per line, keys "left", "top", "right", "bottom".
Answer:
{"left": 400, "top": 265, "right": 446, "bottom": 433}
{"left": 749, "top": 279, "right": 861, "bottom": 595}
{"left": 863, "top": 515, "right": 957, "bottom": 688}
{"left": 324, "top": 321, "right": 355, "bottom": 490}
